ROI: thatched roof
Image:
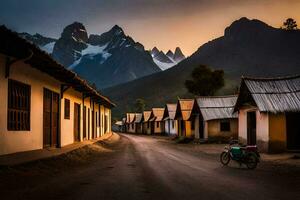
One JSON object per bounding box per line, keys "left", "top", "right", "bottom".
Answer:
{"left": 234, "top": 75, "right": 300, "bottom": 113}
{"left": 134, "top": 113, "right": 143, "bottom": 123}
{"left": 152, "top": 108, "right": 165, "bottom": 121}
{"left": 175, "top": 99, "right": 199, "bottom": 120}
{"left": 196, "top": 96, "right": 238, "bottom": 121}
{"left": 0, "top": 25, "right": 115, "bottom": 108}
{"left": 143, "top": 111, "right": 154, "bottom": 122}
{"left": 163, "top": 104, "right": 177, "bottom": 120}
{"left": 126, "top": 113, "right": 136, "bottom": 123}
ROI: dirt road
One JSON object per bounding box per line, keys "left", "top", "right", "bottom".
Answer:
{"left": 0, "top": 133, "right": 299, "bottom": 200}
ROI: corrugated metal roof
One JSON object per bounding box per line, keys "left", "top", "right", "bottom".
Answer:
{"left": 236, "top": 75, "right": 300, "bottom": 113}
{"left": 152, "top": 108, "right": 165, "bottom": 121}
{"left": 134, "top": 113, "right": 143, "bottom": 123}
{"left": 166, "top": 104, "right": 177, "bottom": 120}
{"left": 126, "top": 113, "right": 136, "bottom": 123}
{"left": 143, "top": 111, "right": 153, "bottom": 122}
{"left": 196, "top": 96, "right": 238, "bottom": 121}
{"left": 178, "top": 99, "right": 195, "bottom": 120}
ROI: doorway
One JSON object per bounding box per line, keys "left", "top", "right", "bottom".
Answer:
{"left": 43, "top": 89, "right": 59, "bottom": 148}
{"left": 83, "top": 106, "right": 86, "bottom": 139}
{"left": 74, "top": 103, "right": 81, "bottom": 142}
{"left": 247, "top": 111, "right": 256, "bottom": 145}
{"left": 286, "top": 113, "right": 300, "bottom": 150}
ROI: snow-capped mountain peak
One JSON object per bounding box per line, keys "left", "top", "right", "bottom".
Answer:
{"left": 151, "top": 47, "right": 185, "bottom": 70}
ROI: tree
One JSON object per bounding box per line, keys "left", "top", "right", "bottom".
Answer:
{"left": 282, "top": 18, "right": 298, "bottom": 30}
{"left": 185, "top": 65, "right": 224, "bottom": 96}
{"left": 134, "top": 98, "right": 146, "bottom": 113}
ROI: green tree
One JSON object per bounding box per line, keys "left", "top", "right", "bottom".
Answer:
{"left": 282, "top": 18, "right": 298, "bottom": 30}
{"left": 185, "top": 65, "right": 224, "bottom": 96}
{"left": 134, "top": 98, "right": 146, "bottom": 113}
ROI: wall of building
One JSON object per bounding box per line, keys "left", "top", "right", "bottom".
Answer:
{"left": 206, "top": 118, "right": 238, "bottom": 142}
{"left": 143, "top": 122, "right": 151, "bottom": 134}
{"left": 193, "top": 115, "right": 200, "bottom": 139}
{"left": 154, "top": 121, "right": 164, "bottom": 134}
{"left": 0, "top": 54, "right": 112, "bottom": 156}
{"left": 164, "top": 119, "right": 178, "bottom": 135}
{"left": 0, "top": 54, "right": 60, "bottom": 155}
{"left": 60, "top": 88, "right": 83, "bottom": 146}
{"left": 185, "top": 121, "right": 193, "bottom": 138}
{"left": 269, "top": 113, "right": 286, "bottom": 152}
{"left": 238, "top": 106, "right": 269, "bottom": 152}
{"left": 127, "top": 123, "right": 135, "bottom": 133}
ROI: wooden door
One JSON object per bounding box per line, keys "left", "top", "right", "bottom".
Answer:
{"left": 199, "top": 119, "right": 204, "bottom": 139}
{"left": 83, "top": 106, "right": 86, "bottom": 139}
{"left": 52, "top": 93, "right": 59, "bottom": 147}
{"left": 88, "top": 108, "right": 90, "bottom": 139}
{"left": 43, "top": 89, "right": 59, "bottom": 148}
{"left": 43, "top": 89, "right": 52, "bottom": 148}
{"left": 92, "top": 110, "right": 95, "bottom": 138}
{"left": 74, "top": 103, "right": 81, "bottom": 142}
{"left": 247, "top": 111, "right": 256, "bottom": 145}
{"left": 286, "top": 113, "right": 300, "bottom": 150}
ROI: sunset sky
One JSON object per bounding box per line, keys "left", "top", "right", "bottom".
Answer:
{"left": 0, "top": 0, "right": 300, "bottom": 55}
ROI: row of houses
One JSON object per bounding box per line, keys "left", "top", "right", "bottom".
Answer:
{"left": 0, "top": 26, "right": 115, "bottom": 156}
{"left": 119, "top": 75, "right": 300, "bottom": 153}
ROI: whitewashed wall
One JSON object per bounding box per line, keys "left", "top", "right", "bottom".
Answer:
{"left": 0, "top": 54, "right": 60, "bottom": 155}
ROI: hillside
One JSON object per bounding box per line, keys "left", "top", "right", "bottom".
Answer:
{"left": 104, "top": 17, "right": 300, "bottom": 118}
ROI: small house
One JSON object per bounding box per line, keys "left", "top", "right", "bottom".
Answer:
{"left": 163, "top": 104, "right": 178, "bottom": 136}
{"left": 134, "top": 113, "right": 143, "bottom": 134}
{"left": 234, "top": 75, "right": 300, "bottom": 153}
{"left": 143, "top": 111, "right": 154, "bottom": 134}
{"left": 125, "top": 113, "right": 136, "bottom": 133}
{"left": 196, "top": 96, "right": 238, "bottom": 142}
{"left": 152, "top": 108, "right": 165, "bottom": 134}
{"left": 175, "top": 99, "right": 200, "bottom": 138}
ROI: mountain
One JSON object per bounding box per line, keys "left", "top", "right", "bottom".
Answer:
{"left": 151, "top": 47, "right": 185, "bottom": 70}
{"left": 104, "top": 17, "right": 300, "bottom": 118}
{"left": 173, "top": 47, "right": 185, "bottom": 62}
{"left": 19, "top": 32, "right": 57, "bottom": 54}
{"left": 20, "top": 22, "right": 161, "bottom": 89}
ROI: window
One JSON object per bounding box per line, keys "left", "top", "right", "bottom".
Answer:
{"left": 172, "top": 120, "right": 175, "bottom": 129}
{"left": 220, "top": 120, "right": 230, "bottom": 132}
{"left": 147, "top": 121, "right": 150, "bottom": 128}
{"left": 7, "top": 79, "right": 31, "bottom": 131}
{"left": 156, "top": 122, "right": 159, "bottom": 128}
{"left": 131, "top": 123, "right": 134, "bottom": 129}
{"left": 64, "top": 99, "right": 70, "bottom": 119}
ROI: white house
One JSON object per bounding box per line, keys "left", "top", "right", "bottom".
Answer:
{"left": 0, "top": 26, "right": 114, "bottom": 156}
{"left": 163, "top": 104, "right": 178, "bottom": 135}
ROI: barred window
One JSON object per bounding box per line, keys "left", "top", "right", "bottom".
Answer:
{"left": 8, "top": 79, "right": 31, "bottom": 131}
{"left": 64, "top": 99, "right": 70, "bottom": 119}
